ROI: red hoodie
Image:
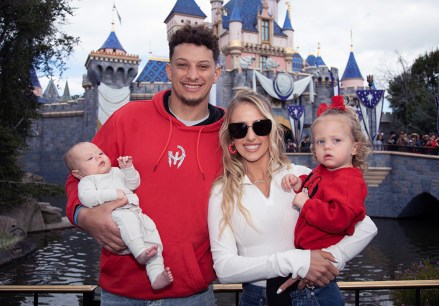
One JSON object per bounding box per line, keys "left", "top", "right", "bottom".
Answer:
{"left": 66, "top": 90, "right": 224, "bottom": 299}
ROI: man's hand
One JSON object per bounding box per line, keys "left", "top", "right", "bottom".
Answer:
{"left": 305, "top": 250, "right": 339, "bottom": 287}
{"left": 77, "top": 198, "right": 127, "bottom": 253}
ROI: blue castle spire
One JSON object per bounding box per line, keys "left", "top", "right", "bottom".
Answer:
{"left": 341, "top": 51, "right": 363, "bottom": 80}
{"left": 99, "top": 31, "right": 126, "bottom": 53}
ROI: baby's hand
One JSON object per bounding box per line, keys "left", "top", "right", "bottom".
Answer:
{"left": 118, "top": 156, "right": 133, "bottom": 168}
{"left": 116, "top": 189, "right": 126, "bottom": 200}
{"left": 292, "top": 192, "right": 309, "bottom": 209}
{"left": 281, "top": 174, "right": 301, "bottom": 192}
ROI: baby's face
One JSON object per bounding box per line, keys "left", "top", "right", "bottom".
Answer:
{"left": 71, "top": 143, "right": 111, "bottom": 179}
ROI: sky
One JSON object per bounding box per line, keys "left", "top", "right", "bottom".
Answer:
{"left": 39, "top": 0, "right": 439, "bottom": 101}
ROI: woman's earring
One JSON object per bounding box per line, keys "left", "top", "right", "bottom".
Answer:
{"left": 228, "top": 143, "right": 237, "bottom": 155}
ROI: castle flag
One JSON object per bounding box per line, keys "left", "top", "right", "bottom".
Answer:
{"left": 113, "top": 4, "right": 122, "bottom": 25}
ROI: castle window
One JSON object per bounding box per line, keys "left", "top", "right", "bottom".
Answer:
{"left": 261, "top": 20, "right": 269, "bottom": 42}
{"left": 260, "top": 55, "right": 267, "bottom": 71}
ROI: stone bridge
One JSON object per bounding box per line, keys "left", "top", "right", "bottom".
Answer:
{"left": 288, "top": 151, "right": 439, "bottom": 218}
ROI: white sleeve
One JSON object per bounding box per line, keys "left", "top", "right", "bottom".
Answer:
{"left": 208, "top": 186, "right": 311, "bottom": 284}
{"left": 323, "top": 215, "right": 378, "bottom": 270}
{"left": 78, "top": 177, "right": 117, "bottom": 207}
{"left": 120, "top": 165, "right": 141, "bottom": 190}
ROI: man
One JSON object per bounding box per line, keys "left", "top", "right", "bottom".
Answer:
{"left": 66, "top": 24, "right": 340, "bottom": 305}
{"left": 66, "top": 24, "right": 223, "bottom": 304}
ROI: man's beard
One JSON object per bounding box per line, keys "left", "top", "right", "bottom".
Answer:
{"left": 179, "top": 92, "right": 207, "bottom": 107}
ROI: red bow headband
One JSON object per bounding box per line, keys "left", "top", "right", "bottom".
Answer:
{"left": 317, "top": 95, "right": 346, "bottom": 117}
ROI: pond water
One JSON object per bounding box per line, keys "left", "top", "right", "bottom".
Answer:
{"left": 0, "top": 217, "right": 438, "bottom": 305}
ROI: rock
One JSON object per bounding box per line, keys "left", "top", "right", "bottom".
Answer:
{"left": 0, "top": 216, "right": 17, "bottom": 235}
{"left": 2, "top": 199, "right": 45, "bottom": 233}
{"left": 0, "top": 238, "right": 37, "bottom": 267}
{"left": 39, "top": 202, "right": 62, "bottom": 224}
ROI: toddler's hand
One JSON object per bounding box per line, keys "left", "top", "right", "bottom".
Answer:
{"left": 281, "top": 174, "right": 301, "bottom": 192}
{"left": 293, "top": 192, "right": 309, "bottom": 209}
{"left": 116, "top": 189, "right": 126, "bottom": 200}
{"left": 118, "top": 156, "right": 133, "bottom": 168}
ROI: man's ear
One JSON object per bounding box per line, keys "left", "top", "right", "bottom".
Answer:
{"left": 71, "top": 170, "right": 82, "bottom": 180}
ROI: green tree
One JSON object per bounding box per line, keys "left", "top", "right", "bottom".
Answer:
{"left": 0, "top": 0, "right": 79, "bottom": 181}
{"left": 387, "top": 49, "right": 439, "bottom": 134}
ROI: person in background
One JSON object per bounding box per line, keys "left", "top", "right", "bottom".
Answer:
{"left": 208, "top": 89, "right": 378, "bottom": 306}
{"left": 64, "top": 142, "right": 173, "bottom": 290}
{"left": 279, "top": 96, "right": 374, "bottom": 305}
{"left": 300, "top": 135, "right": 311, "bottom": 152}
{"left": 373, "top": 133, "right": 384, "bottom": 150}
{"left": 65, "top": 24, "right": 224, "bottom": 305}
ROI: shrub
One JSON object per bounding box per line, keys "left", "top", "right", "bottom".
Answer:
{"left": 392, "top": 259, "right": 439, "bottom": 306}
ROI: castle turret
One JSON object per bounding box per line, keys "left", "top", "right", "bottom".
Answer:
{"left": 229, "top": 0, "right": 243, "bottom": 71}
{"left": 340, "top": 33, "right": 364, "bottom": 92}
{"left": 164, "top": 0, "right": 207, "bottom": 41}
{"left": 84, "top": 28, "right": 140, "bottom": 88}
{"left": 60, "top": 81, "right": 72, "bottom": 102}
{"left": 211, "top": 0, "right": 224, "bottom": 35}
{"left": 315, "top": 43, "right": 326, "bottom": 67}
{"left": 282, "top": 9, "right": 294, "bottom": 73}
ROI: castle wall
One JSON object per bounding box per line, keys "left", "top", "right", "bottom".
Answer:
{"left": 19, "top": 88, "right": 98, "bottom": 184}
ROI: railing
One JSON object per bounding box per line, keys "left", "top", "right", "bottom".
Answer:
{"left": 1, "top": 280, "right": 438, "bottom": 306}
{"left": 381, "top": 144, "right": 438, "bottom": 155}
{"left": 214, "top": 280, "right": 439, "bottom": 306}
{"left": 0, "top": 285, "right": 97, "bottom": 306}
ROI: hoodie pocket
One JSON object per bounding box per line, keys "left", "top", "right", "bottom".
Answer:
{"left": 162, "top": 242, "right": 208, "bottom": 295}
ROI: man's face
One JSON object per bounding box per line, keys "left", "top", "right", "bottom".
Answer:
{"left": 166, "top": 43, "right": 220, "bottom": 107}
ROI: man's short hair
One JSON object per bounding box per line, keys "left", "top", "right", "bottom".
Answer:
{"left": 169, "top": 24, "right": 220, "bottom": 63}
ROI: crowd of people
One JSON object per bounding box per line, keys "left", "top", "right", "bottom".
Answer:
{"left": 375, "top": 131, "right": 439, "bottom": 154}
{"left": 287, "top": 131, "right": 439, "bottom": 155}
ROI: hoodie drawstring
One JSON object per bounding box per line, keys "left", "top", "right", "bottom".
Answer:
{"left": 154, "top": 118, "right": 173, "bottom": 172}
{"left": 196, "top": 127, "right": 205, "bottom": 180}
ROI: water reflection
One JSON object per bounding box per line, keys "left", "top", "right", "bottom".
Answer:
{"left": 0, "top": 218, "right": 438, "bottom": 305}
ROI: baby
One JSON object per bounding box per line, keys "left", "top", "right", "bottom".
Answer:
{"left": 64, "top": 142, "right": 173, "bottom": 290}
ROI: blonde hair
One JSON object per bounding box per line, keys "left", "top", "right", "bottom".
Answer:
{"left": 310, "top": 106, "right": 372, "bottom": 172}
{"left": 215, "top": 89, "right": 290, "bottom": 237}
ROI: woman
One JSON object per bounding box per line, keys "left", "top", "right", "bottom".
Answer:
{"left": 208, "top": 89, "right": 377, "bottom": 305}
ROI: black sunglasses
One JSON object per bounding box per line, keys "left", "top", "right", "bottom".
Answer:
{"left": 228, "top": 119, "right": 272, "bottom": 139}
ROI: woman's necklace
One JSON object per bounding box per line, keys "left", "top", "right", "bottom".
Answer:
{"left": 249, "top": 173, "right": 271, "bottom": 184}
{"left": 252, "top": 178, "right": 268, "bottom": 184}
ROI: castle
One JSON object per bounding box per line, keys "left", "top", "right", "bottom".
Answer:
{"left": 22, "top": 0, "right": 384, "bottom": 184}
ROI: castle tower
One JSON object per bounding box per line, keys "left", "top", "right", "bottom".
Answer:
{"left": 60, "top": 81, "right": 72, "bottom": 102}
{"left": 30, "top": 67, "right": 43, "bottom": 98}
{"left": 164, "top": 0, "right": 207, "bottom": 42}
{"left": 229, "top": 0, "right": 243, "bottom": 71}
{"left": 282, "top": 10, "right": 294, "bottom": 73}
{"left": 211, "top": 0, "right": 224, "bottom": 36}
{"left": 83, "top": 6, "right": 140, "bottom": 131}
{"left": 84, "top": 29, "right": 140, "bottom": 89}
{"left": 43, "top": 79, "right": 60, "bottom": 103}
{"left": 340, "top": 32, "right": 364, "bottom": 92}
